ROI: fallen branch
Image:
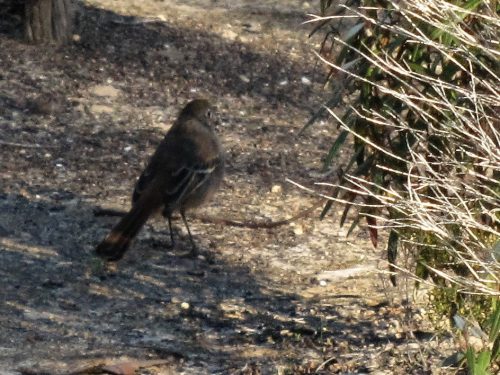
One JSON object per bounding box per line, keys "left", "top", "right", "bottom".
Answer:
{"left": 0, "top": 140, "right": 57, "bottom": 149}
{"left": 93, "top": 199, "right": 325, "bottom": 229}
{"left": 18, "top": 358, "right": 174, "bottom": 375}
{"left": 192, "top": 199, "right": 325, "bottom": 229}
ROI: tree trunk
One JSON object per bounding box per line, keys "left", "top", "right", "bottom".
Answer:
{"left": 24, "top": 0, "right": 72, "bottom": 44}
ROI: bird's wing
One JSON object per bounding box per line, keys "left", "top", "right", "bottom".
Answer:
{"left": 163, "top": 156, "right": 222, "bottom": 211}
{"left": 131, "top": 132, "right": 221, "bottom": 209}
{"left": 132, "top": 158, "right": 159, "bottom": 204}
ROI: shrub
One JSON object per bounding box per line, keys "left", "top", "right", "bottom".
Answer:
{"left": 304, "top": 0, "right": 499, "bottom": 370}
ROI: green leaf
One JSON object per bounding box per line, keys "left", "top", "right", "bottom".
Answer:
{"left": 415, "top": 261, "right": 429, "bottom": 281}
{"left": 354, "top": 137, "right": 366, "bottom": 167}
{"left": 366, "top": 216, "right": 378, "bottom": 248}
{"left": 319, "top": 145, "right": 365, "bottom": 220}
{"left": 320, "top": 200, "right": 333, "bottom": 220}
{"left": 387, "top": 35, "right": 408, "bottom": 55}
{"left": 320, "top": 0, "right": 334, "bottom": 14}
{"left": 352, "top": 153, "right": 375, "bottom": 177}
{"left": 465, "top": 347, "right": 476, "bottom": 374}
{"left": 343, "top": 23, "right": 364, "bottom": 43}
{"left": 335, "top": 43, "right": 351, "bottom": 66}
{"left": 441, "top": 352, "right": 464, "bottom": 367}
{"left": 475, "top": 351, "right": 491, "bottom": 373}
{"left": 308, "top": 19, "right": 331, "bottom": 38}
{"left": 488, "top": 305, "right": 500, "bottom": 360}
{"left": 340, "top": 204, "right": 351, "bottom": 227}
{"left": 492, "top": 336, "right": 500, "bottom": 366}
{"left": 323, "top": 130, "right": 349, "bottom": 171}
{"left": 464, "top": 0, "right": 482, "bottom": 11}
{"left": 346, "top": 215, "right": 360, "bottom": 238}
{"left": 407, "top": 62, "right": 427, "bottom": 75}
{"left": 492, "top": 240, "right": 500, "bottom": 262}
{"left": 441, "top": 61, "right": 461, "bottom": 81}
{"left": 340, "top": 192, "right": 357, "bottom": 227}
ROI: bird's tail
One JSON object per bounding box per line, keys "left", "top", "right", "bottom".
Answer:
{"left": 96, "top": 189, "right": 162, "bottom": 261}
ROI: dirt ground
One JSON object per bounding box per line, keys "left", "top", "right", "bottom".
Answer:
{"left": 0, "top": 1, "right": 456, "bottom": 374}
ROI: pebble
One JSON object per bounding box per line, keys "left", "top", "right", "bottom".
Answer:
{"left": 90, "top": 84, "right": 120, "bottom": 98}
{"left": 89, "top": 104, "right": 114, "bottom": 114}
{"left": 222, "top": 28, "right": 238, "bottom": 40}
{"left": 301, "top": 76, "right": 312, "bottom": 85}
{"left": 271, "top": 185, "right": 282, "bottom": 194}
{"left": 293, "top": 224, "right": 304, "bottom": 235}
{"left": 239, "top": 75, "right": 250, "bottom": 83}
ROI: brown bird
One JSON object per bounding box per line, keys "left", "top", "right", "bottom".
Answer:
{"left": 96, "top": 99, "right": 224, "bottom": 261}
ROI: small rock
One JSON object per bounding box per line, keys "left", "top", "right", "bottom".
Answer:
{"left": 280, "top": 329, "right": 292, "bottom": 337}
{"left": 468, "top": 336, "right": 485, "bottom": 352}
{"left": 293, "top": 224, "right": 304, "bottom": 235}
{"left": 239, "top": 75, "right": 250, "bottom": 83}
{"left": 406, "top": 342, "right": 421, "bottom": 351}
{"left": 89, "top": 104, "right": 114, "bottom": 114}
{"left": 180, "top": 302, "right": 190, "bottom": 310}
{"left": 222, "top": 28, "right": 238, "bottom": 40}
{"left": 90, "top": 85, "right": 121, "bottom": 98}
{"left": 242, "top": 21, "right": 262, "bottom": 33}
{"left": 301, "top": 76, "right": 312, "bottom": 85}
{"left": 363, "top": 310, "right": 375, "bottom": 319}
{"left": 271, "top": 185, "right": 282, "bottom": 194}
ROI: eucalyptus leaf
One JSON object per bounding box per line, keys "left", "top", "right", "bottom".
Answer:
{"left": 323, "top": 129, "right": 349, "bottom": 171}
{"left": 453, "top": 314, "right": 467, "bottom": 331}
{"left": 343, "top": 23, "right": 364, "bottom": 43}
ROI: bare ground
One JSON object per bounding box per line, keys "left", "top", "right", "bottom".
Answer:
{"left": 0, "top": 1, "right": 455, "bottom": 374}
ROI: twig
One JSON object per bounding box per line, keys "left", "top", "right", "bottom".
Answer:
{"left": 192, "top": 199, "right": 325, "bottom": 229}
{"left": 0, "top": 140, "right": 57, "bottom": 149}
{"left": 93, "top": 199, "right": 326, "bottom": 229}
{"left": 315, "top": 355, "right": 337, "bottom": 373}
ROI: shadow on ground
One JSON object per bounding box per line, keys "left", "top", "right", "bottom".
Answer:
{"left": 0, "top": 191, "right": 395, "bottom": 373}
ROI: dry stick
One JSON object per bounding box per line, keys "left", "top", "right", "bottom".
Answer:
{"left": 192, "top": 198, "right": 325, "bottom": 229}
{"left": 0, "top": 140, "right": 57, "bottom": 149}
{"left": 94, "top": 199, "right": 326, "bottom": 229}
{"left": 72, "top": 359, "right": 172, "bottom": 375}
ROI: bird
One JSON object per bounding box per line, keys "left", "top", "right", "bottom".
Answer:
{"left": 96, "top": 99, "right": 224, "bottom": 261}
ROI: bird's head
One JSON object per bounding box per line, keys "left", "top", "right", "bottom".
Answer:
{"left": 179, "top": 99, "right": 218, "bottom": 129}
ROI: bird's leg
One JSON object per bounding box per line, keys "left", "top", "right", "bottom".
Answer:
{"left": 162, "top": 209, "right": 175, "bottom": 249}
{"left": 167, "top": 214, "right": 175, "bottom": 249}
{"left": 180, "top": 210, "right": 198, "bottom": 257}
